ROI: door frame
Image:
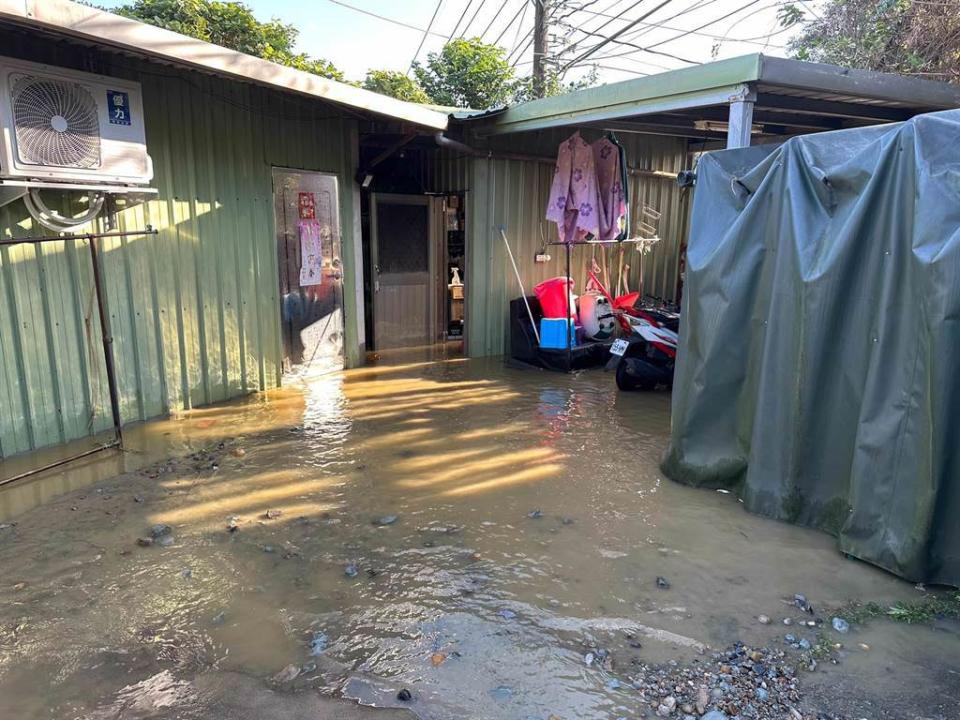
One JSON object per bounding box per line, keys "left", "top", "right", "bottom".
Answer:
{"left": 369, "top": 193, "right": 444, "bottom": 351}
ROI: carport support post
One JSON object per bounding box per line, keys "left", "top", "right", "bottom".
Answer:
{"left": 727, "top": 85, "right": 756, "bottom": 149}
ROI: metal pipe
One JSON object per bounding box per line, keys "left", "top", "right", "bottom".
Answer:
{"left": 89, "top": 234, "right": 124, "bottom": 449}
{"left": 500, "top": 151, "right": 677, "bottom": 181}
{"left": 0, "top": 440, "right": 121, "bottom": 488}
{"left": 0, "top": 227, "right": 155, "bottom": 487}
{"left": 0, "top": 228, "right": 157, "bottom": 246}
{"left": 434, "top": 132, "right": 677, "bottom": 181}
{"left": 434, "top": 132, "right": 477, "bottom": 156}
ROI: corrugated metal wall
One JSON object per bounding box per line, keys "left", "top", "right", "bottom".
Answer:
{"left": 0, "top": 33, "right": 358, "bottom": 458}
{"left": 458, "top": 129, "right": 691, "bottom": 357}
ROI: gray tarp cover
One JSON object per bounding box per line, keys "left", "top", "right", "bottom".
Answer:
{"left": 662, "top": 110, "right": 960, "bottom": 586}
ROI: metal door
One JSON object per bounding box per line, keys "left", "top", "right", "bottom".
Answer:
{"left": 273, "top": 168, "right": 344, "bottom": 375}
{"left": 370, "top": 194, "right": 442, "bottom": 350}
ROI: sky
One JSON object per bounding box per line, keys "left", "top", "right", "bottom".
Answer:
{"left": 100, "top": 0, "right": 823, "bottom": 85}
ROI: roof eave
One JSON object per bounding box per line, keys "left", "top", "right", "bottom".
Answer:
{"left": 0, "top": 0, "right": 449, "bottom": 130}
{"left": 757, "top": 55, "right": 960, "bottom": 109}
{"left": 478, "top": 54, "right": 763, "bottom": 134}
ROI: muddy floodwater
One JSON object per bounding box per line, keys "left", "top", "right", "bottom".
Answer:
{"left": 0, "top": 357, "right": 958, "bottom": 720}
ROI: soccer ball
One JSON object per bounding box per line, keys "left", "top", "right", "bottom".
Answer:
{"left": 579, "top": 292, "right": 616, "bottom": 340}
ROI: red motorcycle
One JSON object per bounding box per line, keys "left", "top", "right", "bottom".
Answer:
{"left": 606, "top": 302, "right": 679, "bottom": 391}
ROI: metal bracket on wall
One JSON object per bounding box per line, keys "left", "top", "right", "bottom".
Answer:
{"left": 0, "top": 227, "right": 159, "bottom": 488}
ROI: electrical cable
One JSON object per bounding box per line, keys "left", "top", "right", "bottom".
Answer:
{"left": 510, "top": 32, "right": 536, "bottom": 66}
{"left": 324, "top": 0, "right": 447, "bottom": 38}
{"left": 568, "top": 0, "right": 788, "bottom": 47}
{"left": 718, "top": 3, "right": 806, "bottom": 42}
{"left": 603, "top": 0, "right": 718, "bottom": 42}
{"left": 510, "top": 0, "right": 531, "bottom": 49}
{"left": 492, "top": 0, "right": 532, "bottom": 45}
{"left": 554, "top": 0, "right": 604, "bottom": 24}
{"left": 558, "top": 0, "right": 647, "bottom": 55}
{"left": 643, "top": 0, "right": 765, "bottom": 50}
{"left": 479, "top": 0, "right": 514, "bottom": 41}
{"left": 561, "top": 22, "right": 700, "bottom": 64}
{"left": 460, "top": 0, "right": 489, "bottom": 37}
{"left": 448, "top": 0, "right": 478, "bottom": 38}
{"left": 583, "top": 49, "right": 674, "bottom": 70}
{"left": 409, "top": 0, "right": 446, "bottom": 70}
{"left": 560, "top": 0, "right": 679, "bottom": 70}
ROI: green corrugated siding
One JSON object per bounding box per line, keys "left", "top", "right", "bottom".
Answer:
{"left": 0, "top": 37, "right": 358, "bottom": 458}
{"left": 462, "top": 130, "right": 690, "bottom": 357}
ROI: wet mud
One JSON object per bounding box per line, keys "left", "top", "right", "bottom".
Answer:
{"left": 0, "top": 357, "right": 957, "bottom": 719}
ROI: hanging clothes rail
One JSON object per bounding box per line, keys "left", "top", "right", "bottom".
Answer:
{"left": 0, "top": 227, "right": 158, "bottom": 487}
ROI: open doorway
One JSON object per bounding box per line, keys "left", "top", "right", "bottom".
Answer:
{"left": 368, "top": 192, "right": 464, "bottom": 355}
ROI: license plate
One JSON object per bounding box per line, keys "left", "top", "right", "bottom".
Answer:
{"left": 610, "top": 339, "right": 629, "bottom": 356}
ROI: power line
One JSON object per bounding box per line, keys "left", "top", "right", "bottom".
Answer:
{"left": 323, "top": 0, "right": 447, "bottom": 38}
{"left": 448, "top": 0, "right": 478, "bottom": 39}
{"left": 644, "top": 0, "right": 766, "bottom": 50}
{"left": 560, "top": 19, "right": 701, "bottom": 65}
{"left": 480, "top": 0, "right": 515, "bottom": 42}
{"left": 585, "top": 47, "right": 676, "bottom": 70}
{"left": 510, "top": 30, "right": 536, "bottom": 67}
{"left": 712, "top": 1, "right": 803, "bottom": 42}
{"left": 567, "top": 0, "right": 788, "bottom": 48}
{"left": 554, "top": 0, "right": 604, "bottom": 24}
{"left": 612, "top": 0, "right": 718, "bottom": 42}
{"left": 460, "top": 0, "right": 489, "bottom": 37}
{"left": 561, "top": 0, "right": 683, "bottom": 70}
{"left": 560, "top": 0, "right": 647, "bottom": 56}
{"left": 409, "top": 0, "right": 446, "bottom": 71}
{"left": 493, "top": 0, "right": 531, "bottom": 45}
{"left": 510, "top": 0, "right": 531, "bottom": 50}
{"left": 593, "top": 62, "right": 650, "bottom": 75}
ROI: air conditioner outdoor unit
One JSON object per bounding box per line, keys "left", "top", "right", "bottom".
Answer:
{"left": 0, "top": 57, "right": 152, "bottom": 186}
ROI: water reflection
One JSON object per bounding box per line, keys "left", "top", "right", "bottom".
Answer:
{"left": 0, "top": 357, "right": 955, "bottom": 719}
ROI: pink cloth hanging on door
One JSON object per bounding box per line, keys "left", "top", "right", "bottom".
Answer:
{"left": 591, "top": 137, "right": 627, "bottom": 241}
{"left": 546, "top": 132, "right": 600, "bottom": 243}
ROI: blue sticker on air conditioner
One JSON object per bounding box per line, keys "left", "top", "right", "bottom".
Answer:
{"left": 107, "top": 90, "right": 131, "bottom": 126}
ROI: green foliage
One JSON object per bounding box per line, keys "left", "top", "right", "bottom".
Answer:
{"left": 413, "top": 37, "right": 516, "bottom": 110}
{"left": 513, "top": 65, "right": 599, "bottom": 104}
{"left": 833, "top": 592, "right": 960, "bottom": 626}
{"left": 833, "top": 600, "right": 886, "bottom": 624}
{"left": 363, "top": 70, "right": 432, "bottom": 104}
{"left": 776, "top": 4, "right": 804, "bottom": 30}
{"left": 113, "top": 0, "right": 344, "bottom": 81}
{"left": 808, "top": 635, "right": 837, "bottom": 661}
{"left": 411, "top": 37, "right": 599, "bottom": 109}
{"left": 786, "top": 0, "right": 960, "bottom": 83}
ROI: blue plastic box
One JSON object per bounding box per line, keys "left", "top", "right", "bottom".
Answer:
{"left": 539, "top": 318, "right": 577, "bottom": 349}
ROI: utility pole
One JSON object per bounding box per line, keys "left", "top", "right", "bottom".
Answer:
{"left": 533, "top": 0, "right": 550, "bottom": 98}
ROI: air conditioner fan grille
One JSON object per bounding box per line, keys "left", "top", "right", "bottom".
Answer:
{"left": 12, "top": 76, "right": 101, "bottom": 169}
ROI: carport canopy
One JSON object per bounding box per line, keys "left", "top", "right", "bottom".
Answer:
{"left": 469, "top": 54, "right": 960, "bottom": 148}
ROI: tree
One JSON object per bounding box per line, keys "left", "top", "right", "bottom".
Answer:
{"left": 113, "top": 0, "right": 345, "bottom": 81}
{"left": 363, "top": 70, "right": 432, "bottom": 104}
{"left": 786, "top": 0, "right": 960, "bottom": 84}
{"left": 513, "top": 65, "right": 599, "bottom": 104}
{"left": 413, "top": 38, "right": 516, "bottom": 110}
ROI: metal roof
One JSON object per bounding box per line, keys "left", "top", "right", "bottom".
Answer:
{"left": 0, "top": 0, "right": 450, "bottom": 130}
{"left": 468, "top": 54, "right": 960, "bottom": 141}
